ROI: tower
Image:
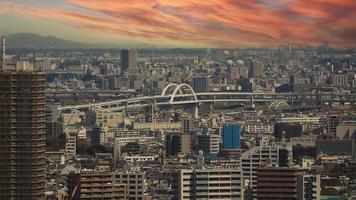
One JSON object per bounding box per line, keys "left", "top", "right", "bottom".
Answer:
{"left": 0, "top": 71, "right": 46, "bottom": 199}
{"left": 120, "top": 49, "right": 137, "bottom": 74}
{"left": 1, "top": 36, "right": 5, "bottom": 70}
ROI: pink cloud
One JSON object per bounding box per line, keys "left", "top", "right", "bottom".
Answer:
{"left": 1, "top": 0, "right": 355, "bottom": 47}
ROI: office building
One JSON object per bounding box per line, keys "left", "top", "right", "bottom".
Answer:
{"left": 241, "top": 143, "right": 279, "bottom": 199}
{"left": 303, "top": 173, "right": 321, "bottom": 200}
{"left": 86, "top": 106, "right": 123, "bottom": 128}
{"left": 223, "top": 124, "right": 241, "bottom": 149}
{"left": 120, "top": 49, "right": 137, "bottom": 74}
{"left": 332, "top": 72, "right": 349, "bottom": 87}
{"left": 257, "top": 167, "right": 320, "bottom": 200}
{"left": 45, "top": 121, "right": 63, "bottom": 140}
{"left": 230, "top": 66, "right": 239, "bottom": 81}
{"left": 175, "top": 168, "right": 243, "bottom": 200}
{"left": 80, "top": 171, "right": 128, "bottom": 199}
{"left": 165, "top": 133, "right": 191, "bottom": 156}
{"left": 113, "top": 138, "right": 121, "bottom": 169}
{"left": 182, "top": 118, "right": 197, "bottom": 134}
{"left": 92, "top": 125, "right": 111, "bottom": 145}
{"left": 65, "top": 132, "right": 77, "bottom": 156}
{"left": 0, "top": 71, "right": 46, "bottom": 199}
{"left": 257, "top": 167, "right": 303, "bottom": 200}
{"left": 315, "top": 139, "right": 356, "bottom": 159}
{"left": 327, "top": 113, "right": 342, "bottom": 136}
{"left": 198, "top": 133, "right": 220, "bottom": 158}
{"left": 116, "top": 171, "right": 145, "bottom": 200}
{"left": 193, "top": 77, "right": 209, "bottom": 92}
{"left": 250, "top": 61, "right": 264, "bottom": 78}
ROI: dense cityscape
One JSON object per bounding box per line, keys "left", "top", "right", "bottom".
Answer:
{"left": 0, "top": 34, "right": 355, "bottom": 200}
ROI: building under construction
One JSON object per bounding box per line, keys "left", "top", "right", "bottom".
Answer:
{"left": 0, "top": 71, "right": 46, "bottom": 199}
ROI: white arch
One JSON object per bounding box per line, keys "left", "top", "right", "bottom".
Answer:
{"left": 161, "top": 83, "right": 182, "bottom": 96}
{"left": 169, "top": 83, "right": 198, "bottom": 104}
{"left": 268, "top": 102, "right": 277, "bottom": 110}
{"left": 274, "top": 101, "right": 288, "bottom": 110}
{"left": 268, "top": 101, "right": 288, "bottom": 110}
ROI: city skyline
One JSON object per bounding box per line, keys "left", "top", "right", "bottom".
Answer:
{"left": 0, "top": 0, "right": 355, "bottom": 48}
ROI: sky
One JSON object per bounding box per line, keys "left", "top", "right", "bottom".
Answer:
{"left": 0, "top": 0, "right": 355, "bottom": 48}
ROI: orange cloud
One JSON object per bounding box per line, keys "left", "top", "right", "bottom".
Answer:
{"left": 1, "top": 0, "right": 355, "bottom": 47}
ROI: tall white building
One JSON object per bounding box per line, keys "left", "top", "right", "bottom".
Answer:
{"left": 241, "top": 143, "right": 279, "bottom": 200}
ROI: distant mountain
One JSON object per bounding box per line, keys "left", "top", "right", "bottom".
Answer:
{"left": 5, "top": 33, "right": 86, "bottom": 49}
{"left": 4, "top": 32, "right": 166, "bottom": 49}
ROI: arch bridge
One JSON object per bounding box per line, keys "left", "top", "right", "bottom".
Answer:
{"left": 57, "top": 83, "right": 356, "bottom": 112}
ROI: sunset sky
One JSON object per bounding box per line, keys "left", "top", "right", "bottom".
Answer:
{"left": 0, "top": 0, "right": 355, "bottom": 48}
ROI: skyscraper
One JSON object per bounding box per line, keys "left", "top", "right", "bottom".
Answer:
{"left": 223, "top": 124, "right": 241, "bottom": 149}
{"left": 198, "top": 133, "right": 220, "bottom": 159}
{"left": 193, "top": 76, "right": 209, "bottom": 92}
{"left": 327, "top": 112, "right": 342, "bottom": 136}
{"left": 0, "top": 71, "right": 46, "bottom": 199}
{"left": 120, "top": 49, "right": 137, "bottom": 74}
{"left": 165, "top": 133, "right": 191, "bottom": 157}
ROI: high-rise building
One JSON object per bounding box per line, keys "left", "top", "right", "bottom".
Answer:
{"left": 332, "top": 72, "right": 349, "bottom": 87}
{"left": 257, "top": 167, "right": 320, "bottom": 200}
{"left": 250, "top": 61, "right": 264, "bottom": 78}
{"left": 241, "top": 143, "right": 279, "bottom": 200}
{"left": 223, "top": 124, "right": 241, "bottom": 149}
{"left": 193, "top": 77, "right": 209, "bottom": 92}
{"left": 0, "top": 71, "right": 46, "bottom": 199}
{"left": 65, "top": 132, "right": 77, "bottom": 156}
{"left": 1, "top": 36, "right": 5, "bottom": 70}
{"left": 303, "top": 173, "right": 321, "bottom": 200}
{"left": 115, "top": 171, "right": 145, "bottom": 200}
{"left": 257, "top": 167, "right": 304, "bottom": 200}
{"left": 198, "top": 133, "right": 220, "bottom": 159}
{"left": 182, "top": 118, "right": 197, "bottom": 134}
{"left": 113, "top": 138, "right": 122, "bottom": 169}
{"left": 175, "top": 168, "right": 243, "bottom": 200}
{"left": 80, "top": 171, "right": 128, "bottom": 199}
{"left": 230, "top": 66, "right": 240, "bottom": 81}
{"left": 120, "top": 49, "right": 137, "bottom": 74}
{"left": 165, "top": 133, "right": 191, "bottom": 157}
{"left": 92, "top": 125, "right": 111, "bottom": 145}
{"left": 327, "top": 113, "right": 342, "bottom": 136}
